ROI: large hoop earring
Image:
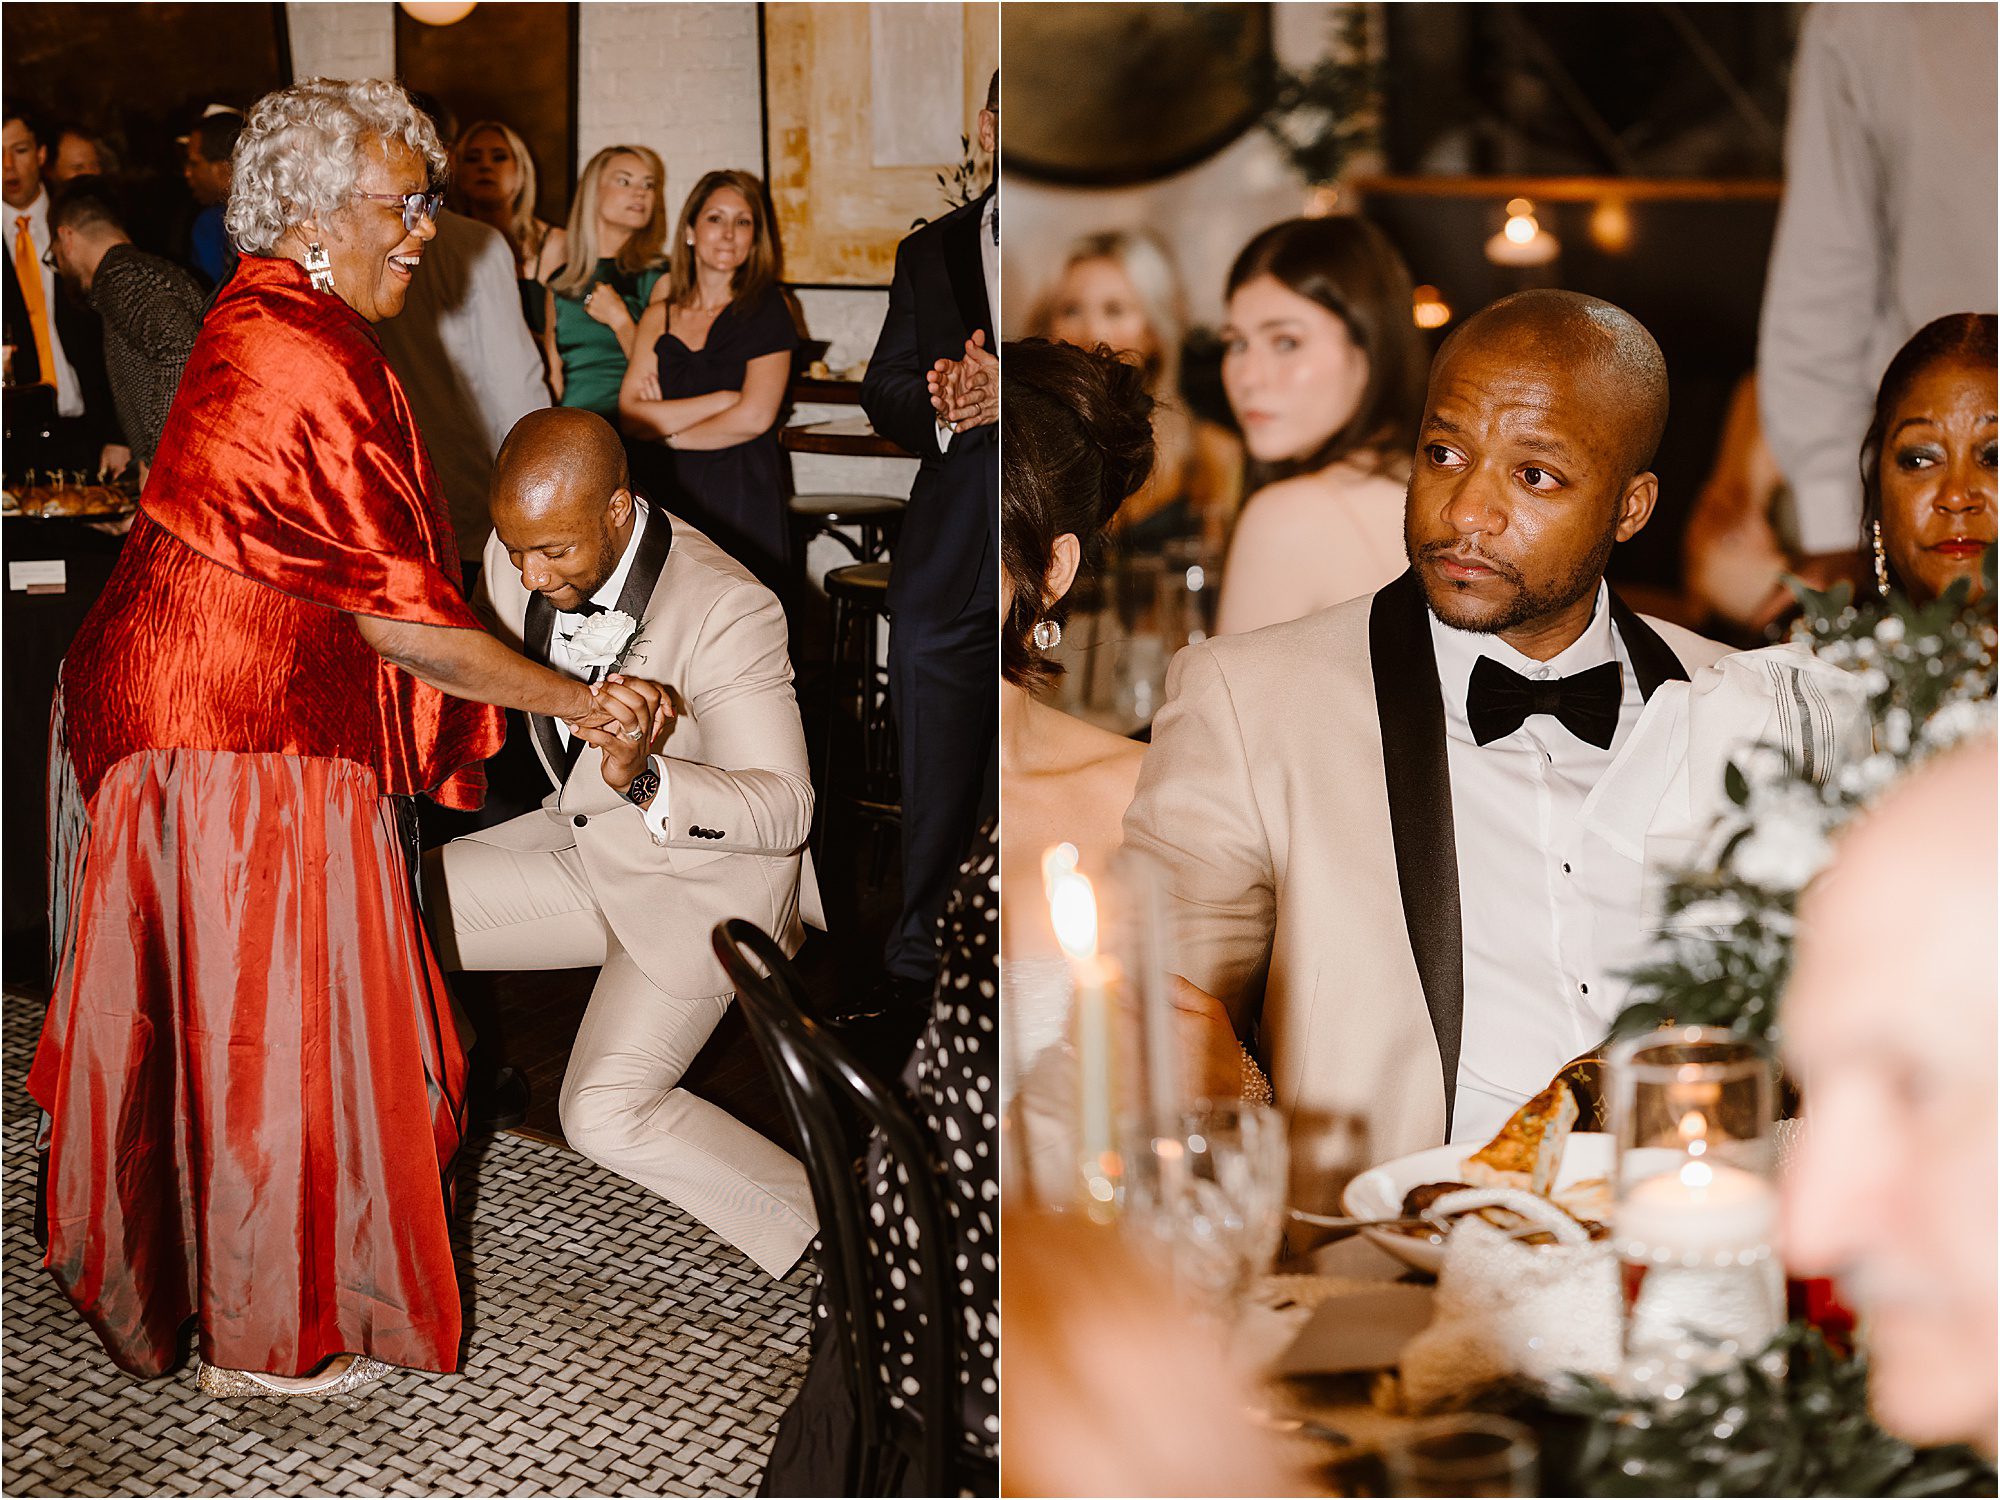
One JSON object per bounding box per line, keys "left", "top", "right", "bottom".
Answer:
{"left": 1872, "top": 519, "right": 1892, "bottom": 598}
{"left": 1031, "top": 618, "right": 1062, "bottom": 652}
{"left": 304, "top": 241, "right": 335, "bottom": 295}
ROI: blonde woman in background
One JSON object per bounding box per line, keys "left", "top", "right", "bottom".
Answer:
{"left": 451, "top": 119, "right": 564, "bottom": 330}
{"left": 1035, "top": 230, "right": 1243, "bottom": 552}
{"left": 618, "top": 168, "right": 797, "bottom": 588}
{"left": 1214, "top": 216, "right": 1427, "bottom": 635}
{"left": 543, "top": 145, "right": 667, "bottom": 416}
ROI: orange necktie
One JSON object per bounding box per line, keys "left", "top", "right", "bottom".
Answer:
{"left": 13, "top": 214, "right": 55, "bottom": 388}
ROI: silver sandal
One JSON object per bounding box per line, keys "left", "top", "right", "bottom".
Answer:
{"left": 192, "top": 1353, "right": 396, "bottom": 1399}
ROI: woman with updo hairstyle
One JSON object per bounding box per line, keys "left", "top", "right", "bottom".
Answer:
{"left": 1032, "top": 229, "right": 1243, "bottom": 553}
{"left": 37, "top": 78, "right": 663, "bottom": 1400}
{"left": 1213, "top": 215, "right": 1426, "bottom": 634}
{"left": 1859, "top": 313, "right": 1996, "bottom": 607}
{"left": 998, "top": 341, "right": 1243, "bottom": 1177}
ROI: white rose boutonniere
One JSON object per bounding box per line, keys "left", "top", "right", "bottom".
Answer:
{"left": 567, "top": 609, "right": 642, "bottom": 676}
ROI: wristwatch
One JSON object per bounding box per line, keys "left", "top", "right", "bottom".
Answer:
{"left": 623, "top": 764, "right": 661, "bottom": 807}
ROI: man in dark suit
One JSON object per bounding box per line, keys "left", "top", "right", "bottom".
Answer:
{"left": 4, "top": 100, "right": 124, "bottom": 473}
{"left": 861, "top": 72, "right": 999, "bottom": 1001}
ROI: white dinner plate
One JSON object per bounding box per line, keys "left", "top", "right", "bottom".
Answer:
{"left": 1339, "top": 1131, "right": 1617, "bottom": 1274}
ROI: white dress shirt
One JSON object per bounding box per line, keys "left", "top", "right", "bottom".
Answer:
{"left": 1429, "top": 584, "right": 1648, "bottom": 1144}
{"left": 545, "top": 499, "right": 672, "bottom": 840}
{"left": 14, "top": 188, "right": 83, "bottom": 416}
{"left": 933, "top": 191, "right": 998, "bottom": 455}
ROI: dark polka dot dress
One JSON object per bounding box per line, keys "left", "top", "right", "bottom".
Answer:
{"left": 871, "top": 819, "right": 999, "bottom": 1456}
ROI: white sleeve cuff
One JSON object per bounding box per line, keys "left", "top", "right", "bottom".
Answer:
{"left": 640, "top": 755, "right": 673, "bottom": 842}
{"left": 1789, "top": 477, "right": 1866, "bottom": 556}
{"left": 935, "top": 417, "right": 954, "bottom": 452}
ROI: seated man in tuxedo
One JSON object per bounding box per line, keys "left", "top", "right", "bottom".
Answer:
{"left": 424, "top": 407, "right": 819, "bottom": 1278}
{"left": 1125, "top": 290, "right": 1794, "bottom": 1208}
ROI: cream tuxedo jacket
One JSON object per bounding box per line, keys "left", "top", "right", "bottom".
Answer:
{"left": 1122, "top": 571, "right": 1734, "bottom": 1210}
{"left": 470, "top": 507, "right": 821, "bottom": 999}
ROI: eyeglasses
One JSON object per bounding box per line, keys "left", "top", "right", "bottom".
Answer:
{"left": 353, "top": 188, "right": 445, "bottom": 234}
{"left": 40, "top": 246, "right": 56, "bottom": 270}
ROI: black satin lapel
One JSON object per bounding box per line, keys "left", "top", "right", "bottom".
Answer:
{"left": 522, "top": 590, "right": 567, "bottom": 785}
{"left": 1369, "top": 570, "right": 1464, "bottom": 1137}
{"left": 942, "top": 198, "right": 991, "bottom": 344}
{"left": 1606, "top": 591, "right": 1690, "bottom": 700}
{"left": 613, "top": 501, "right": 673, "bottom": 624}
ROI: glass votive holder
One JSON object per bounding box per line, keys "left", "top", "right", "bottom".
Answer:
{"left": 1608, "top": 1026, "right": 1783, "bottom": 1399}
{"left": 1382, "top": 1413, "right": 1539, "bottom": 1497}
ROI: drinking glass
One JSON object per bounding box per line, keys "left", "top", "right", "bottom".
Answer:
{"left": 1119, "top": 1101, "right": 1289, "bottom": 1313}
{"left": 1382, "top": 1414, "right": 1538, "bottom": 1497}
{"left": 1608, "top": 1026, "right": 1783, "bottom": 1400}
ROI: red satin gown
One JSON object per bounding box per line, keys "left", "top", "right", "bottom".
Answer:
{"left": 30, "top": 255, "right": 506, "bottom": 1379}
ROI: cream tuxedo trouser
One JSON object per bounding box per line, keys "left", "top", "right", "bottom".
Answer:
{"left": 425, "top": 839, "right": 817, "bottom": 1278}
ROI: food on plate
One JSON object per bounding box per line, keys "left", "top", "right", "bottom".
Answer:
{"left": 1463, "top": 1080, "right": 1579, "bottom": 1193}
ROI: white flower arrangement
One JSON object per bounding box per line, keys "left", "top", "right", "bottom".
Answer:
{"left": 1615, "top": 557, "right": 1996, "bottom": 1045}
{"left": 566, "top": 609, "right": 642, "bottom": 674}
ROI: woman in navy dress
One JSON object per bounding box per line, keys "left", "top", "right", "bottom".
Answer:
{"left": 618, "top": 170, "right": 797, "bottom": 589}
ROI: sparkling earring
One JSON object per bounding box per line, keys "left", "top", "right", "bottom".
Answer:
{"left": 304, "top": 241, "right": 335, "bottom": 294}
{"left": 1872, "top": 519, "right": 1892, "bottom": 597}
{"left": 1031, "top": 618, "right": 1062, "bottom": 651}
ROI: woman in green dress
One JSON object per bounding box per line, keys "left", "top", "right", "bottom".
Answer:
{"left": 541, "top": 145, "right": 667, "bottom": 418}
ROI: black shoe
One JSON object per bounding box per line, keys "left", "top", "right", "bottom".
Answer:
{"left": 466, "top": 1065, "right": 531, "bottom": 1133}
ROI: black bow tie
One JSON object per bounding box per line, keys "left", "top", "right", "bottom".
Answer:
{"left": 557, "top": 599, "right": 605, "bottom": 629}
{"left": 1465, "top": 655, "right": 1623, "bottom": 749}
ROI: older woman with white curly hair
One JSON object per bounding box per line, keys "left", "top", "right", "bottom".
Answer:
{"left": 33, "top": 78, "right": 666, "bottom": 1400}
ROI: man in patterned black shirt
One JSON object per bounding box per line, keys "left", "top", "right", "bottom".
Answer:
{"left": 49, "top": 176, "right": 203, "bottom": 474}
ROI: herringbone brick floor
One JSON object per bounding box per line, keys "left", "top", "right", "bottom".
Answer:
{"left": 1, "top": 990, "right": 814, "bottom": 1497}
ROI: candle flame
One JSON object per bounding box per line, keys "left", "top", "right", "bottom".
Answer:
{"left": 1050, "top": 869, "right": 1099, "bottom": 961}
{"left": 1503, "top": 213, "right": 1538, "bottom": 245}
{"left": 1680, "top": 1158, "right": 1715, "bottom": 1189}
{"left": 1679, "top": 1110, "right": 1709, "bottom": 1157}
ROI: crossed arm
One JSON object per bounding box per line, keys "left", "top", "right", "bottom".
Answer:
{"left": 616, "top": 295, "right": 791, "bottom": 450}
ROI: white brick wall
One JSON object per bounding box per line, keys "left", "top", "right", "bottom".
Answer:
{"left": 575, "top": 3, "right": 765, "bottom": 229}
{"left": 284, "top": 2, "right": 396, "bottom": 84}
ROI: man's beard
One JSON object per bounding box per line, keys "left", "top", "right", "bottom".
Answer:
{"left": 1406, "top": 514, "right": 1618, "bottom": 636}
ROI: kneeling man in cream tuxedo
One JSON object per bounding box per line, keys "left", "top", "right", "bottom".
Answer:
{"left": 1124, "top": 292, "right": 1860, "bottom": 1213}
{"left": 426, "top": 408, "right": 820, "bottom": 1277}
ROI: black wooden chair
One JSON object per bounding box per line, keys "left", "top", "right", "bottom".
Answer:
{"left": 712, "top": 919, "right": 982, "bottom": 1497}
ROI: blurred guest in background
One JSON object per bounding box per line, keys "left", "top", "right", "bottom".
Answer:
{"left": 379, "top": 98, "right": 551, "bottom": 568}
{"left": 47, "top": 123, "right": 116, "bottom": 186}
{"left": 861, "top": 71, "right": 998, "bottom": 1006}
{"left": 543, "top": 144, "right": 665, "bottom": 418}
{"left": 1758, "top": 2, "right": 1997, "bottom": 596}
{"left": 1032, "top": 230, "right": 1242, "bottom": 553}
{"left": 180, "top": 107, "right": 241, "bottom": 287}
{"left": 618, "top": 169, "right": 796, "bottom": 589}
{"left": 1783, "top": 736, "right": 1998, "bottom": 1456}
{"left": 1213, "top": 216, "right": 1426, "bottom": 635}
{"left": 1680, "top": 375, "right": 1794, "bottom": 637}
{"left": 48, "top": 175, "right": 203, "bottom": 475}
{"left": 1858, "top": 313, "right": 1996, "bottom": 607}
{"left": 5, "top": 100, "right": 125, "bottom": 473}
{"left": 451, "top": 119, "right": 563, "bottom": 332}
{"left": 1001, "top": 1210, "right": 1305, "bottom": 1497}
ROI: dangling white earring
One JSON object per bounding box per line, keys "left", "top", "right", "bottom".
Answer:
{"left": 1031, "top": 618, "right": 1061, "bottom": 651}
{"left": 1872, "top": 519, "right": 1892, "bottom": 598}
{"left": 304, "top": 241, "right": 335, "bottom": 294}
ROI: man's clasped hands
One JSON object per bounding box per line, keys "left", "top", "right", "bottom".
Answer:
{"left": 563, "top": 673, "right": 676, "bottom": 790}
{"left": 929, "top": 329, "right": 997, "bottom": 434}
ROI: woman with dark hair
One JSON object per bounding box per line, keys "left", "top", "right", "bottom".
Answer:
{"left": 1212, "top": 216, "right": 1426, "bottom": 635}
{"left": 618, "top": 169, "right": 797, "bottom": 587}
{"left": 1860, "top": 312, "right": 1995, "bottom": 606}
{"left": 997, "top": 341, "right": 1244, "bottom": 1194}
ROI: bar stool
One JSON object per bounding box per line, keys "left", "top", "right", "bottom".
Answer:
{"left": 819, "top": 560, "right": 898, "bottom": 868}
{"left": 788, "top": 492, "right": 906, "bottom": 566}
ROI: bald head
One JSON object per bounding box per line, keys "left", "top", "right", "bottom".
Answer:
{"left": 1438, "top": 289, "right": 1669, "bottom": 478}
{"left": 1783, "top": 737, "right": 1998, "bottom": 1451}
{"left": 493, "top": 407, "right": 630, "bottom": 523}
{"left": 489, "top": 408, "right": 637, "bottom": 610}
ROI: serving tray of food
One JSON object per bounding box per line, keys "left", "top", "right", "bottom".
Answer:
{"left": 2, "top": 470, "right": 141, "bottom": 520}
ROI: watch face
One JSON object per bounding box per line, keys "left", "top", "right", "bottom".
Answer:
{"left": 624, "top": 767, "right": 661, "bottom": 805}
